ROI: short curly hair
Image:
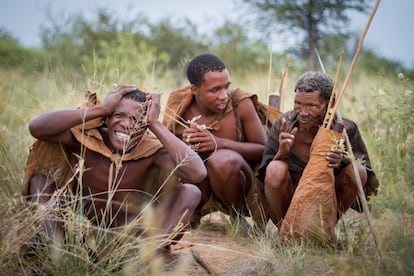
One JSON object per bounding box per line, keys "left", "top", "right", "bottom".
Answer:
{"left": 186, "top": 53, "right": 227, "bottom": 86}
{"left": 294, "top": 71, "right": 334, "bottom": 100}
{"left": 123, "top": 88, "right": 147, "bottom": 102}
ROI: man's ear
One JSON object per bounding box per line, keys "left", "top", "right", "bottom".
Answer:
{"left": 190, "top": 84, "right": 199, "bottom": 96}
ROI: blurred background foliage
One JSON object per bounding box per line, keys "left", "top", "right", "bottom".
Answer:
{"left": 1, "top": 1, "right": 412, "bottom": 79}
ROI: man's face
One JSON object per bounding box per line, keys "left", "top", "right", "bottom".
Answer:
{"left": 293, "top": 90, "right": 329, "bottom": 130}
{"left": 192, "top": 69, "right": 231, "bottom": 114}
{"left": 106, "top": 98, "right": 148, "bottom": 152}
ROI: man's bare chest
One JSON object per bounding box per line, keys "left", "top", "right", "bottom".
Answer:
{"left": 81, "top": 150, "right": 153, "bottom": 193}
{"left": 293, "top": 131, "right": 315, "bottom": 163}
{"left": 191, "top": 112, "right": 239, "bottom": 140}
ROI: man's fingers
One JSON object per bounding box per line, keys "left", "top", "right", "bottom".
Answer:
{"left": 147, "top": 92, "right": 161, "bottom": 100}
{"left": 116, "top": 84, "right": 137, "bottom": 94}
{"left": 183, "top": 129, "right": 198, "bottom": 143}
{"left": 326, "top": 151, "right": 342, "bottom": 168}
{"left": 280, "top": 118, "right": 287, "bottom": 132}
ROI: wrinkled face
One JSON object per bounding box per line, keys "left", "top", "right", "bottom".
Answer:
{"left": 192, "top": 69, "right": 231, "bottom": 114}
{"left": 106, "top": 98, "right": 149, "bottom": 152}
{"left": 294, "top": 90, "right": 329, "bottom": 130}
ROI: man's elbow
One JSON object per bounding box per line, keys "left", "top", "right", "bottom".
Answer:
{"left": 28, "top": 121, "right": 41, "bottom": 139}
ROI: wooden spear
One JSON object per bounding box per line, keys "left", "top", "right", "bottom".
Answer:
{"left": 316, "top": 0, "right": 383, "bottom": 261}
{"left": 327, "top": 0, "right": 382, "bottom": 129}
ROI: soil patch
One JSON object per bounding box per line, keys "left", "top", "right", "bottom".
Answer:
{"left": 169, "top": 212, "right": 261, "bottom": 275}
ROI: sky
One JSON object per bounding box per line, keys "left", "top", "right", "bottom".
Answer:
{"left": 0, "top": 0, "right": 413, "bottom": 68}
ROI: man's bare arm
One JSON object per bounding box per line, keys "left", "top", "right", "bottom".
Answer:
{"left": 148, "top": 94, "right": 207, "bottom": 183}
{"left": 181, "top": 98, "right": 266, "bottom": 163}
{"left": 29, "top": 85, "right": 137, "bottom": 144}
{"left": 219, "top": 98, "right": 266, "bottom": 162}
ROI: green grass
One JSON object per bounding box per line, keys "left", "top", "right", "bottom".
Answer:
{"left": 1, "top": 54, "right": 413, "bottom": 275}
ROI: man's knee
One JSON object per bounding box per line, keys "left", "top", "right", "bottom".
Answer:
{"left": 264, "top": 160, "right": 289, "bottom": 189}
{"left": 179, "top": 183, "right": 202, "bottom": 209}
{"left": 29, "top": 174, "right": 48, "bottom": 194}
{"left": 336, "top": 163, "right": 369, "bottom": 212}
{"left": 336, "top": 163, "right": 368, "bottom": 191}
{"left": 357, "top": 164, "right": 368, "bottom": 185}
{"left": 207, "top": 150, "right": 244, "bottom": 174}
{"left": 28, "top": 174, "right": 56, "bottom": 203}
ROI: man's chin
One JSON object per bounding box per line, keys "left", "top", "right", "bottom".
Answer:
{"left": 111, "top": 141, "right": 132, "bottom": 153}
{"left": 299, "top": 122, "right": 311, "bottom": 129}
{"left": 110, "top": 135, "right": 143, "bottom": 154}
{"left": 298, "top": 121, "right": 319, "bottom": 131}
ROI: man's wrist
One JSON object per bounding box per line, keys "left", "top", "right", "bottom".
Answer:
{"left": 334, "top": 157, "right": 350, "bottom": 174}
{"left": 340, "top": 157, "right": 350, "bottom": 168}
{"left": 273, "top": 151, "right": 285, "bottom": 161}
{"left": 148, "top": 119, "right": 161, "bottom": 131}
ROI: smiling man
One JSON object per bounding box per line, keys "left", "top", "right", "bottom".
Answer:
{"left": 164, "top": 53, "right": 270, "bottom": 227}
{"left": 258, "top": 71, "right": 379, "bottom": 229}
{"left": 26, "top": 86, "right": 206, "bottom": 248}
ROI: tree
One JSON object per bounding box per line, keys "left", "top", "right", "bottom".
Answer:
{"left": 0, "top": 29, "right": 44, "bottom": 71}
{"left": 208, "top": 21, "right": 269, "bottom": 73}
{"left": 358, "top": 48, "right": 406, "bottom": 77}
{"left": 0, "top": 29, "right": 26, "bottom": 67}
{"left": 146, "top": 17, "right": 207, "bottom": 70}
{"left": 241, "top": 0, "right": 371, "bottom": 69}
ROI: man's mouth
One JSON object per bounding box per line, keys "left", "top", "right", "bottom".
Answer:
{"left": 298, "top": 117, "right": 313, "bottom": 126}
{"left": 217, "top": 102, "right": 227, "bottom": 110}
{"left": 116, "top": 131, "right": 130, "bottom": 142}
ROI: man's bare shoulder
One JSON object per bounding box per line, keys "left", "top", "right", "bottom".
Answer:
{"left": 236, "top": 97, "right": 263, "bottom": 125}
{"left": 237, "top": 97, "right": 257, "bottom": 114}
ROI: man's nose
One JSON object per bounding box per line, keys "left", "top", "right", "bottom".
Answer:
{"left": 120, "top": 117, "right": 134, "bottom": 129}
{"left": 217, "top": 88, "right": 228, "bottom": 100}
{"left": 299, "top": 106, "right": 310, "bottom": 116}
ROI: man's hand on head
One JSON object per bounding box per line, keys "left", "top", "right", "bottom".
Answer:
{"left": 146, "top": 93, "right": 161, "bottom": 124}
{"left": 102, "top": 85, "right": 138, "bottom": 116}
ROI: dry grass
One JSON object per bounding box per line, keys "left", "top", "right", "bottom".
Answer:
{"left": 1, "top": 58, "right": 413, "bottom": 275}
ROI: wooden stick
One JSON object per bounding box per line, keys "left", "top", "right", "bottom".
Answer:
{"left": 327, "top": 0, "right": 381, "bottom": 129}
{"left": 323, "top": 51, "right": 344, "bottom": 128}
{"left": 313, "top": 38, "right": 383, "bottom": 260}
{"left": 278, "top": 55, "right": 290, "bottom": 112}
{"left": 191, "top": 250, "right": 218, "bottom": 275}
{"left": 337, "top": 111, "right": 383, "bottom": 261}
{"left": 318, "top": 0, "right": 384, "bottom": 262}
{"left": 267, "top": 42, "right": 273, "bottom": 94}
{"left": 161, "top": 109, "right": 189, "bottom": 129}
{"left": 331, "top": 51, "right": 344, "bottom": 108}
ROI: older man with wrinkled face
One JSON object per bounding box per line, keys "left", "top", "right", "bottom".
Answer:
{"left": 259, "top": 71, "right": 379, "bottom": 229}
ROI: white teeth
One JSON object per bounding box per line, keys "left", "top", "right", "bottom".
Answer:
{"left": 116, "top": 132, "right": 130, "bottom": 141}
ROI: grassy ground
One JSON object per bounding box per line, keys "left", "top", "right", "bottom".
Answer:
{"left": 0, "top": 64, "right": 413, "bottom": 275}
